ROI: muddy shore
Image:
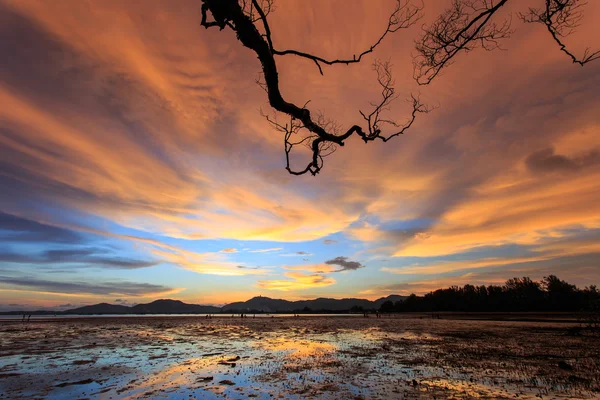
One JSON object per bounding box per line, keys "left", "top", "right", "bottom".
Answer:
{"left": 1, "top": 316, "right": 599, "bottom": 399}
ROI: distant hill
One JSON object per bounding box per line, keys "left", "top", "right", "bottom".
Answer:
{"left": 223, "top": 296, "right": 295, "bottom": 313}
{"left": 129, "top": 299, "right": 220, "bottom": 314}
{"left": 66, "top": 303, "right": 131, "bottom": 314}
{"left": 222, "top": 295, "right": 407, "bottom": 312}
{"left": 65, "top": 299, "right": 220, "bottom": 315}
{"left": 2, "top": 295, "right": 407, "bottom": 315}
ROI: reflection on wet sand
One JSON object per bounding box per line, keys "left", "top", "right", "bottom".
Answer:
{"left": 1, "top": 317, "right": 599, "bottom": 399}
{"left": 259, "top": 337, "right": 335, "bottom": 358}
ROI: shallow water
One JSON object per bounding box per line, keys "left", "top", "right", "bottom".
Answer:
{"left": 1, "top": 317, "right": 598, "bottom": 399}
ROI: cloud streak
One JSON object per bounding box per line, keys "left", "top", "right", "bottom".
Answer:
{"left": 257, "top": 272, "right": 336, "bottom": 292}
{"left": 0, "top": 248, "right": 158, "bottom": 270}
{"left": 0, "top": 212, "right": 81, "bottom": 244}
{"left": 0, "top": 276, "right": 180, "bottom": 297}
{"left": 248, "top": 248, "right": 283, "bottom": 253}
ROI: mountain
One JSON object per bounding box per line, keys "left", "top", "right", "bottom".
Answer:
{"left": 130, "top": 299, "right": 220, "bottom": 314}
{"left": 222, "top": 296, "right": 295, "bottom": 313}
{"left": 15, "top": 295, "right": 407, "bottom": 315}
{"left": 66, "top": 303, "right": 131, "bottom": 314}
{"left": 222, "top": 295, "right": 407, "bottom": 312}
{"left": 65, "top": 299, "right": 220, "bottom": 315}
{"left": 295, "top": 297, "right": 375, "bottom": 311}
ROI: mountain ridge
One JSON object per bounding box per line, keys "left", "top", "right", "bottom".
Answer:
{"left": 66, "top": 299, "right": 221, "bottom": 315}
{"left": 68, "top": 295, "right": 406, "bottom": 314}
{"left": 222, "top": 295, "right": 406, "bottom": 312}
{"left": 0, "top": 295, "right": 407, "bottom": 315}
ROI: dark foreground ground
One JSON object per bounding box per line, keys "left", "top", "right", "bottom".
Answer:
{"left": 1, "top": 316, "right": 599, "bottom": 399}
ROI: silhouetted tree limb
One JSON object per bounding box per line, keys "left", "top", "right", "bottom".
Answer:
{"left": 519, "top": 0, "right": 600, "bottom": 65}
{"left": 201, "top": 0, "right": 426, "bottom": 175}
{"left": 201, "top": 0, "right": 597, "bottom": 176}
{"left": 359, "top": 60, "right": 431, "bottom": 142}
{"left": 414, "top": 0, "right": 598, "bottom": 85}
{"left": 271, "top": 1, "right": 423, "bottom": 76}
{"left": 414, "top": 0, "right": 512, "bottom": 85}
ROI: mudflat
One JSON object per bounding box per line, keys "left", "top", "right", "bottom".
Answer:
{"left": 1, "top": 316, "right": 598, "bottom": 399}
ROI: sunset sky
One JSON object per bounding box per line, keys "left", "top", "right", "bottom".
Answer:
{"left": 1, "top": 0, "right": 599, "bottom": 310}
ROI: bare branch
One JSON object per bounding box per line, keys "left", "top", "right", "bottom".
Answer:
{"left": 201, "top": 0, "right": 427, "bottom": 175}
{"left": 201, "top": 0, "right": 597, "bottom": 176}
{"left": 240, "top": 0, "right": 274, "bottom": 23}
{"left": 250, "top": 0, "right": 275, "bottom": 51}
{"left": 273, "top": 0, "right": 423, "bottom": 75}
{"left": 358, "top": 61, "right": 431, "bottom": 143}
{"left": 414, "top": 0, "right": 512, "bottom": 85}
{"left": 519, "top": 0, "right": 600, "bottom": 65}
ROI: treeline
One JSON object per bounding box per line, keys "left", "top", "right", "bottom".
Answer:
{"left": 379, "top": 276, "right": 600, "bottom": 313}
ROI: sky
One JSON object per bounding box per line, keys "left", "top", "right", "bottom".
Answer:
{"left": 1, "top": 0, "right": 599, "bottom": 310}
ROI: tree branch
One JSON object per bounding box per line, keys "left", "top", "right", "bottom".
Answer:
{"left": 200, "top": 0, "right": 597, "bottom": 176}
{"left": 200, "top": 0, "right": 426, "bottom": 175}
{"left": 272, "top": 0, "right": 423, "bottom": 75}
{"left": 414, "top": 0, "right": 512, "bottom": 85}
{"left": 519, "top": 0, "right": 600, "bottom": 65}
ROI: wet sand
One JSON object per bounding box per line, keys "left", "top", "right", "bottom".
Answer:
{"left": 1, "top": 316, "right": 599, "bottom": 399}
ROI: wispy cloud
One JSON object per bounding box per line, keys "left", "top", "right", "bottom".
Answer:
{"left": 236, "top": 265, "right": 262, "bottom": 270}
{"left": 0, "top": 212, "right": 81, "bottom": 244}
{"left": 0, "top": 248, "right": 158, "bottom": 270}
{"left": 0, "top": 276, "right": 181, "bottom": 297}
{"left": 151, "top": 247, "right": 269, "bottom": 276}
{"left": 248, "top": 248, "right": 283, "bottom": 253}
{"left": 283, "top": 264, "right": 339, "bottom": 274}
{"left": 280, "top": 251, "right": 313, "bottom": 257}
{"left": 257, "top": 272, "right": 336, "bottom": 292}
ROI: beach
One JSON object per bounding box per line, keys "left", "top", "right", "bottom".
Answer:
{"left": 1, "top": 315, "right": 599, "bottom": 399}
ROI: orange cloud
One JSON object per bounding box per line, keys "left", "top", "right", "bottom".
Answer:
{"left": 283, "top": 264, "right": 339, "bottom": 274}
{"left": 257, "top": 272, "right": 336, "bottom": 291}
{"left": 0, "top": 286, "right": 185, "bottom": 299}
{"left": 381, "top": 255, "right": 556, "bottom": 276}
{"left": 150, "top": 248, "right": 269, "bottom": 276}
{"left": 394, "top": 170, "right": 600, "bottom": 258}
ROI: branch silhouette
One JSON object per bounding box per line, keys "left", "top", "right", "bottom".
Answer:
{"left": 414, "top": 0, "right": 512, "bottom": 85}
{"left": 201, "top": 0, "right": 427, "bottom": 175}
{"left": 414, "top": 0, "right": 598, "bottom": 84}
{"left": 201, "top": 0, "right": 598, "bottom": 176}
{"left": 519, "top": 0, "right": 600, "bottom": 65}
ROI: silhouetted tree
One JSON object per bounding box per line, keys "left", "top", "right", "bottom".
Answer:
{"left": 542, "top": 275, "right": 577, "bottom": 311}
{"left": 504, "top": 277, "right": 545, "bottom": 310}
{"left": 391, "top": 276, "right": 599, "bottom": 313}
{"left": 379, "top": 300, "right": 395, "bottom": 313}
{"left": 585, "top": 299, "right": 600, "bottom": 333}
{"left": 200, "top": 0, "right": 598, "bottom": 175}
